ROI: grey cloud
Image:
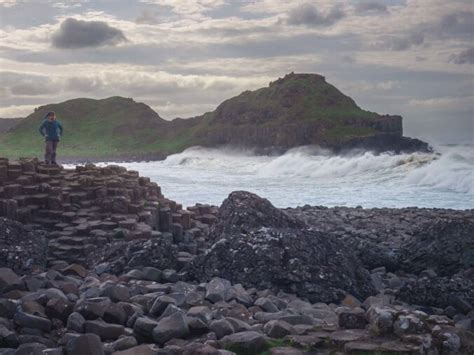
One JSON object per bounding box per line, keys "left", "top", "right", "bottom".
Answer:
{"left": 0, "top": 72, "right": 58, "bottom": 96}
{"left": 287, "top": 3, "right": 345, "bottom": 27}
{"left": 450, "top": 47, "right": 474, "bottom": 64}
{"left": 438, "top": 12, "right": 473, "bottom": 39}
{"left": 387, "top": 32, "right": 424, "bottom": 51}
{"left": 51, "top": 18, "right": 127, "bottom": 49}
{"left": 354, "top": 2, "right": 387, "bottom": 15}
{"left": 66, "top": 77, "right": 104, "bottom": 92}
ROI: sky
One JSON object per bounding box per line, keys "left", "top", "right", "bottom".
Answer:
{"left": 0, "top": 0, "right": 472, "bottom": 144}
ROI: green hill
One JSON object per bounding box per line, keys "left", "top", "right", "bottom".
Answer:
{"left": 0, "top": 73, "right": 429, "bottom": 160}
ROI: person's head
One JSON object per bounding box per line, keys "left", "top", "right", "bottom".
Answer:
{"left": 46, "top": 111, "right": 56, "bottom": 121}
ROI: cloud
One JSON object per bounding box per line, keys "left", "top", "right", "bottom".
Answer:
{"left": 51, "top": 18, "right": 127, "bottom": 49}
{"left": 135, "top": 9, "right": 159, "bottom": 24}
{"left": 437, "top": 11, "right": 473, "bottom": 39}
{"left": 386, "top": 32, "right": 424, "bottom": 51}
{"left": 0, "top": 71, "right": 59, "bottom": 96}
{"left": 354, "top": 2, "right": 388, "bottom": 15}
{"left": 450, "top": 47, "right": 474, "bottom": 65}
{"left": 286, "top": 3, "right": 345, "bottom": 27}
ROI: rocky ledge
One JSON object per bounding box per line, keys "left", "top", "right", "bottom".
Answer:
{"left": 0, "top": 158, "right": 473, "bottom": 354}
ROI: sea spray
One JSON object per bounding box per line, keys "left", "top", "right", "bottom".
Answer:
{"left": 86, "top": 144, "right": 473, "bottom": 209}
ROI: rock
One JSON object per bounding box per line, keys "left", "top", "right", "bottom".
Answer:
{"left": 188, "top": 317, "right": 209, "bottom": 336}
{"left": 0, "top": 218, "right": 47, "bottom": 274}
{"left": 133, "top": 317, "right": 158, "bottom": 341}
{"left": 269, "top": 347, "right": 303, "bottom": 355}
{"left": 110, "top": 336, "right": 138, "bottom": 352}
{"left": 191, "top": 192, "right": 375, "bottom": 303}
{"left": 219, "top": 331, "right": 268, "bottom": 354}
{"left": 104, "top": 303, "right": 128, "bottom": 325}
{"left": 205, "top": 278, "right": 231, "bottom": 303}
{"left": 62, "top": 264, "right": 88, "bottom": 278}
{"left": 76, "top": 297, "right": 111, "bottom": 320}
{"left": 14, "top": 310, "right": 51, "bottom": 332}
{"left": 152, "top": 311, "right": 189, "bottom": 345}
{"left": 45, "top": 297, "right": 73, "bottom": 321}
{"left": 330, "top": 329, "right": 370, "bottom": 347}
{"left": 367, "top": 306, "right": 397, "bottom": 335}
{"left": 141, "top": 267, "right": 162, "bottom": 282}
{"left": 149, "top": 295, "right": 177, "bottom": 317}
{"left": 263, "top": 320, "right": 295, "bottom": 338}
{"left": 0, "top": 267, "right": 23, "bottom": 293}
{"left": 84, "top": 319, "right": 125, "bottom": 340}
{"left": 0, "top": 325, "right": 18, "bottom": 348}
{"left": 14, "top": 342, "right": 47, "bottom": 355}
{"left": 210, "top": 319, "right": 235, "bottom": 339}
{"left": 338, "top": 307, "right": 367, "bottom": 329}
{"left": 111, "top": 344, "right": 159, "bottom": 355}
{"left": 255, "top": 297, "right": 279, "bottom": 313}
{"left": 187, "top": 306, "right": 212, "bottom": 323}
{"left": 66, "top": 333, "right": 105, "bottom": 355}
{"left": 67, "top": 312, "right": 86, "bottom": 333}
{"left": 100, "top": 283, "right": 130, "bottom": 303}
{"left": 227, "top": 284, "right": 253, "bottom": 307}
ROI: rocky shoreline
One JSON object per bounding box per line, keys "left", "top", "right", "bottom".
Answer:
{"left": 0, "top": 158, "right": 473, "bottom": 354}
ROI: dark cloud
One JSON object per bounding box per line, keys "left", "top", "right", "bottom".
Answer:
{"left": 286, "top": 3, "right": 345, "bottom": 27}
{"left": 51, "top": 18, "right": 127, "bottom": 49}
{"left": 354, "top": 2, "right": 388, "bottom": 15}
{"left": 438, "top": 11, "right": 473, "bottom": 39}
{"left": 450, "top": 47, "right": 474, "bottom": 65}
{"left": 387, "top": 32, "right": 424, "bottom": 51}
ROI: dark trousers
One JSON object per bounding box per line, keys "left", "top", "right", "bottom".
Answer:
{"left": 45, "top": 140, "right": 59, "bottom": 163}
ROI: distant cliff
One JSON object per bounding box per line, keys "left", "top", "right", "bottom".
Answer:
{"left": 0, "top": 73, "right": 430, "bottom": 160}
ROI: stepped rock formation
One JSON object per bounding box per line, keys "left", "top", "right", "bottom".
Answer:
{"left": 0, "top": 73, "right": 430, "bottom": 161}
{"left": 0, "top": 157, "right": 218, "bottom": 266}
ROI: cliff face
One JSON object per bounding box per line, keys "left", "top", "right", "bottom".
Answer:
{"left": 185, "top": 73, "right": 425, "bottom": 153}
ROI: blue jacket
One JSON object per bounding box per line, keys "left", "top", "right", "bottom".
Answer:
{"left": 39, "top": 120, "right": 63, "bottom": 141}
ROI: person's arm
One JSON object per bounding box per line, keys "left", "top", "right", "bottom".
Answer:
{"left": 38, "top": 120, "right": 46, "bottom": 137}
{"left": 57, "top": 121, "right": 63, "bottom": 136}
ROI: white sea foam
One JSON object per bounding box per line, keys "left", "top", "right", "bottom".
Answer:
{"left": 90, "top": 144, "right": 473, "bottom": 209}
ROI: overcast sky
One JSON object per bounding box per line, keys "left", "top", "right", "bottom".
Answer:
{"left": 0, "top": 0, "right": 472, "bottom": 144}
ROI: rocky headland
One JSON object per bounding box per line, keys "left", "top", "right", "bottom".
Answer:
{"left": 0, "top": 73, "right": 430, "bottom": 162}
{"left": 0, "top": 158, "right": 473, "bottom": 354}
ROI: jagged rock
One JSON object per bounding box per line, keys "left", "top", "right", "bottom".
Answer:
{"left": 210, "top": 319, "right": 235, "bottom": 339}
{"left": 151, "top": 311, "right": 189, "bottom": 345}
{"left": 0, "top": 218, "right": 48, "bottom": 274}
{"left": 219, "top": 331, "right": 268, "bottom": 354}
{"left": 133, "top": 317, "right": 158, "bottom": 341}
{"left": 67, "top": 312, "right": 86, "bottom": 333}
{"left": 0, "top": 267, "right": 23, "bottom": 293}
{"left": 205, "top": 277, "right": 231, "bottom": 303}
{"left": 14, "top": 310, "right": 51, "bottom": 332}
{"left": 84, "top": 319, "right": 125, "bottom": 340}
{"left": 191, "top": 191, "right": 375, "bottom": 303}
{"left": 263, "top": 319, "right": 295, "bottom": 338}
{"left": 337, "top": 307, "right": 367, "bottom": 329}
{"left": 66, "top": 333, "right": 104, "bottom": 355}
{"left": 149, "top": 295, "right": 177, "bottom": 317}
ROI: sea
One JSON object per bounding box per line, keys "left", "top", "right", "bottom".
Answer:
{"left": 92, "top": 144, "right": 473, "bottom": 210}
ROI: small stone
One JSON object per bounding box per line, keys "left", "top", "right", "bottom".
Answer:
{"left": 67, "top": 312, "right": 86, "bottom": 333}
{"left": 255, "top": 297, "right": 279, "bottom": 313}
{"left": 210, "top": 319, "right": 234, "bottom": 339}
{"left": 84, "top": 319, "right": 125, "bottom": 341}
{"left": 0, "top": 268, "right": 23, "bottom": 293}
{"left": 205, "top": 278, "right": 231, "bottom": 304}
{"left": 219, "top": 331, "right": 268, "bottom": 353}
{"left": 14, "top": 310, "right": 51, "bottom": 332}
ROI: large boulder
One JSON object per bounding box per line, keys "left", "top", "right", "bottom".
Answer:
{"left": 0, "top": 218, "right": 48, "bottom": 274}
{"left": 191, "top": 191, "right": 375, "bottom": 303}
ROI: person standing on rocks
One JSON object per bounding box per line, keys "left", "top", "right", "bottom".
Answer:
{"left": 38, "top": 111, "right": 63, "bottom": 165}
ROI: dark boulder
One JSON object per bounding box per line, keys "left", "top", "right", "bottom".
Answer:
{"left": 190, "top": 191, "right": 375, "bottom": 303}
